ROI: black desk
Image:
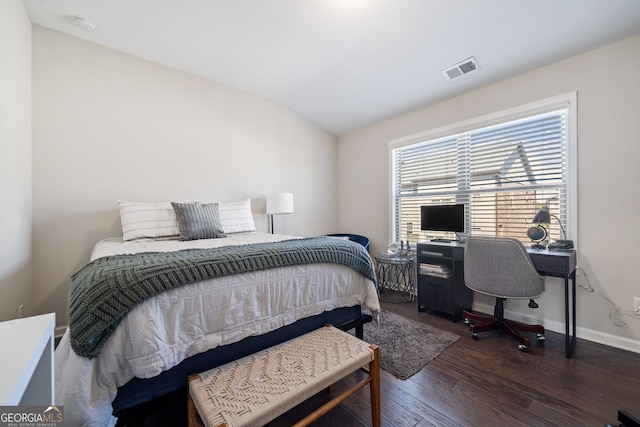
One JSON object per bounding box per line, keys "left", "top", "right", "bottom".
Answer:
{"left": 416, "top": 241, "right": 577, "bottom": 358}
{"left": 527, "top": 247, "right": 577, "bottom": 358}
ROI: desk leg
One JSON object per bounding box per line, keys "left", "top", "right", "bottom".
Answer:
{"left": 565, "top": 271, "right": 577, "bottom": 358}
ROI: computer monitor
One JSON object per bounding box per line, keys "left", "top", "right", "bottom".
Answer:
{"left": 420, "top": 204, "right": 465, "bottom": 234}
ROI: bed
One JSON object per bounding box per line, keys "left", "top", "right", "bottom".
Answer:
{"left": 54, "top": 200, "right": 380, "bottom": 427}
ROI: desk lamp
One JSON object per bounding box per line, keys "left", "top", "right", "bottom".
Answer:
{"left": 266, "top": 193, "right": 294, "bottom": 234}
{"left": 529, "top": 206, "right": 574, "bottom": 250}
{"left": 527, "top": 206, "right": 552, "bottom": 249}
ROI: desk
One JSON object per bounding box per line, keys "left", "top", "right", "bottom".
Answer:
{"left": 527, "top": 247, "right": 577, "bottom": 358}
{"left": 416, "top": 241, "right": 577, "bottom": 358}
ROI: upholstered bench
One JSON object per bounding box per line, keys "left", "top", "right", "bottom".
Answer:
{"left": 188, "top": 325, "right": 380, "bottom": 427}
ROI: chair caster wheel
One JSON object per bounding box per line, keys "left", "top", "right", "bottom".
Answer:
{"left": 472, "top": 333, "right": 479, "bottom": 340}
{"left": 518, "top": 344, "right": 528, "bottom": 352}
{"left": 536, "top": 334, "right": 546, "bottom": 342}
{"left": 464, "top": 318, "right": 470, "bottom": 326}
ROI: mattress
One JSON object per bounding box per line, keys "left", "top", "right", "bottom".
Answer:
{"left": 55, "top": 233, "right": 380, "bottom": 427}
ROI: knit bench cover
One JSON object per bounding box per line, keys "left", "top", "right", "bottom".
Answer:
{"left": 188, "top": 325, "right": 380, "bottom": 427}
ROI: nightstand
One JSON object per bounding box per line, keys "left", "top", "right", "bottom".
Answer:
{"left": 0, "top": 313, "right": 55, "bottom": 405}
{"left": 375, "top": 253, "right": 416, "bottom": 302}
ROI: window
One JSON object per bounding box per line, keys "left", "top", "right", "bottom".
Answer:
{"left": 390, "top": 94, "right": 576, "bottom": 245}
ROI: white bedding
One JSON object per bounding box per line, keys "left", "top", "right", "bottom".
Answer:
{"left": 55, "top": 233, "right": 380, "bottom": 427}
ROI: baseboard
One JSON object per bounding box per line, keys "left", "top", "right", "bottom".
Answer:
{"left": 471, "top": 302, "right": 640, "bottom": 355}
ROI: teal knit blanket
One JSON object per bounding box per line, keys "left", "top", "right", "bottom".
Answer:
{"left": 69, "top": 236, "right": 376, "bottom": 359}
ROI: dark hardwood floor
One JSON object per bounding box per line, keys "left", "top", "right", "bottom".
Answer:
{"left": 119, "top": 300, "right": 640, "bottom": 426}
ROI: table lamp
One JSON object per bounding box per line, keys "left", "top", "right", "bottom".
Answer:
{"left": 266, "top": 193, "right": 294, "bottom": 234}
{"left": 529, "top": 206, "right": 574, "bottom": 250}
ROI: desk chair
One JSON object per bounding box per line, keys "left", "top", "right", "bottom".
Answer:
{"left": 462, "top": 236, "right": 545, "bottom": 351}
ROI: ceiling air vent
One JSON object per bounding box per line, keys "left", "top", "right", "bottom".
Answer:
{"left": 443, "top": 57, "right": 480, "bottom": 81}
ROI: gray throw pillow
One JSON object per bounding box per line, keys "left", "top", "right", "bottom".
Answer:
{"left": 171, "top": 202, "right": 227, "bottom": 241}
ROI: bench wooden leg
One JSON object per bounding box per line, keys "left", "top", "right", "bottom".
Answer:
{"left": 188, "top": 374, "right": 206, "bottom": 427}
{"left": 369, "top": 345, "right": 381, "bottom": 427}
{"left": 291, "top": 344, "right": 381, "bottom": 427}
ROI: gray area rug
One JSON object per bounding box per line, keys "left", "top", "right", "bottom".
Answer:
{"left": 362, "top": 309, "right": 459, "bottom": 380}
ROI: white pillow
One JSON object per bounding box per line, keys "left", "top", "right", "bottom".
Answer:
{"left": 118, "top": 201, "right": 179, "bottom": 241}
{"left": 219, "top": 199, "right": 256, "bottom": 234}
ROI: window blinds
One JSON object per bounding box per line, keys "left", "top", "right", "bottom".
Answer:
{"left": 391, "top": 109, "right": 567, "bottom": 244}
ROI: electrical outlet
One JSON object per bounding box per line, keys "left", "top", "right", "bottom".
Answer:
{"left": 634, "top": 297, "right": 640, "bottom": 312}
{"left": 18, "top": 304, "right": 24, "bottom": 318}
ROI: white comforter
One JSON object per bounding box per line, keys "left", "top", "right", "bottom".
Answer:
{"left": 55, "top": 233, "right": 380, "bottom": 427}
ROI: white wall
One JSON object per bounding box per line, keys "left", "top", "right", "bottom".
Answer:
{"left": 0, "top": 1, "right": 33, "bottom": 322}
{"left": 31, "top": 26, "right": 338, "bottom": 328}
{"left": 338, "top": 34, "right": 640, "bottom": 351}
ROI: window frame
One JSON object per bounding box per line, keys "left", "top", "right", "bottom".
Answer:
{"left": 388, "top": 93, "right": 578, "bottom": 247}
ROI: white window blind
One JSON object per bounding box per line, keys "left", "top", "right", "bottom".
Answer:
{"left": 391, "top": 109, "right": 568, "bottom": 244}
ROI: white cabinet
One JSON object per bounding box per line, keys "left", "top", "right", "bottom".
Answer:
{"left": 0, "top": 313, "right": 55, "bottom": 405}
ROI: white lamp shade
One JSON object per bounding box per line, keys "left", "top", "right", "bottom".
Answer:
{"left": 266, "top": 193, "right": 294, "bottom": 215}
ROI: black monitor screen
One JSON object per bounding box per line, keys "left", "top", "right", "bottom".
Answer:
{"left": 420, "top": 204, "right": 465, "bottom": 233}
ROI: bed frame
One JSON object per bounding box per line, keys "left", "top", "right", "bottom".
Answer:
{"left": 112, "top": 305, "right": 372, "bottom": 422}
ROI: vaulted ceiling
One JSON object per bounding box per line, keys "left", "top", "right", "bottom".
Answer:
{"left": 23, "top": 0, "right": 640, "bottom": 135}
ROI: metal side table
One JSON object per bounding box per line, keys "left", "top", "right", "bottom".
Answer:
{"left": 375, "top": 254, "right": 416, "bottom": 303}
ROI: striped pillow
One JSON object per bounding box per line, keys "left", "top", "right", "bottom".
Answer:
{"left": 118, "top": 201, "right": 179, "bottom": 241}
{"left": 219, "top": 199, "right": 256, "bottom": 234}
{"left": 171, "top": 202, "right": 227, "bottom": 241}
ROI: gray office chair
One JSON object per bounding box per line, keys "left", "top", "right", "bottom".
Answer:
{"left": 462, "top": 236, "right": 545, "bottom": 351}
